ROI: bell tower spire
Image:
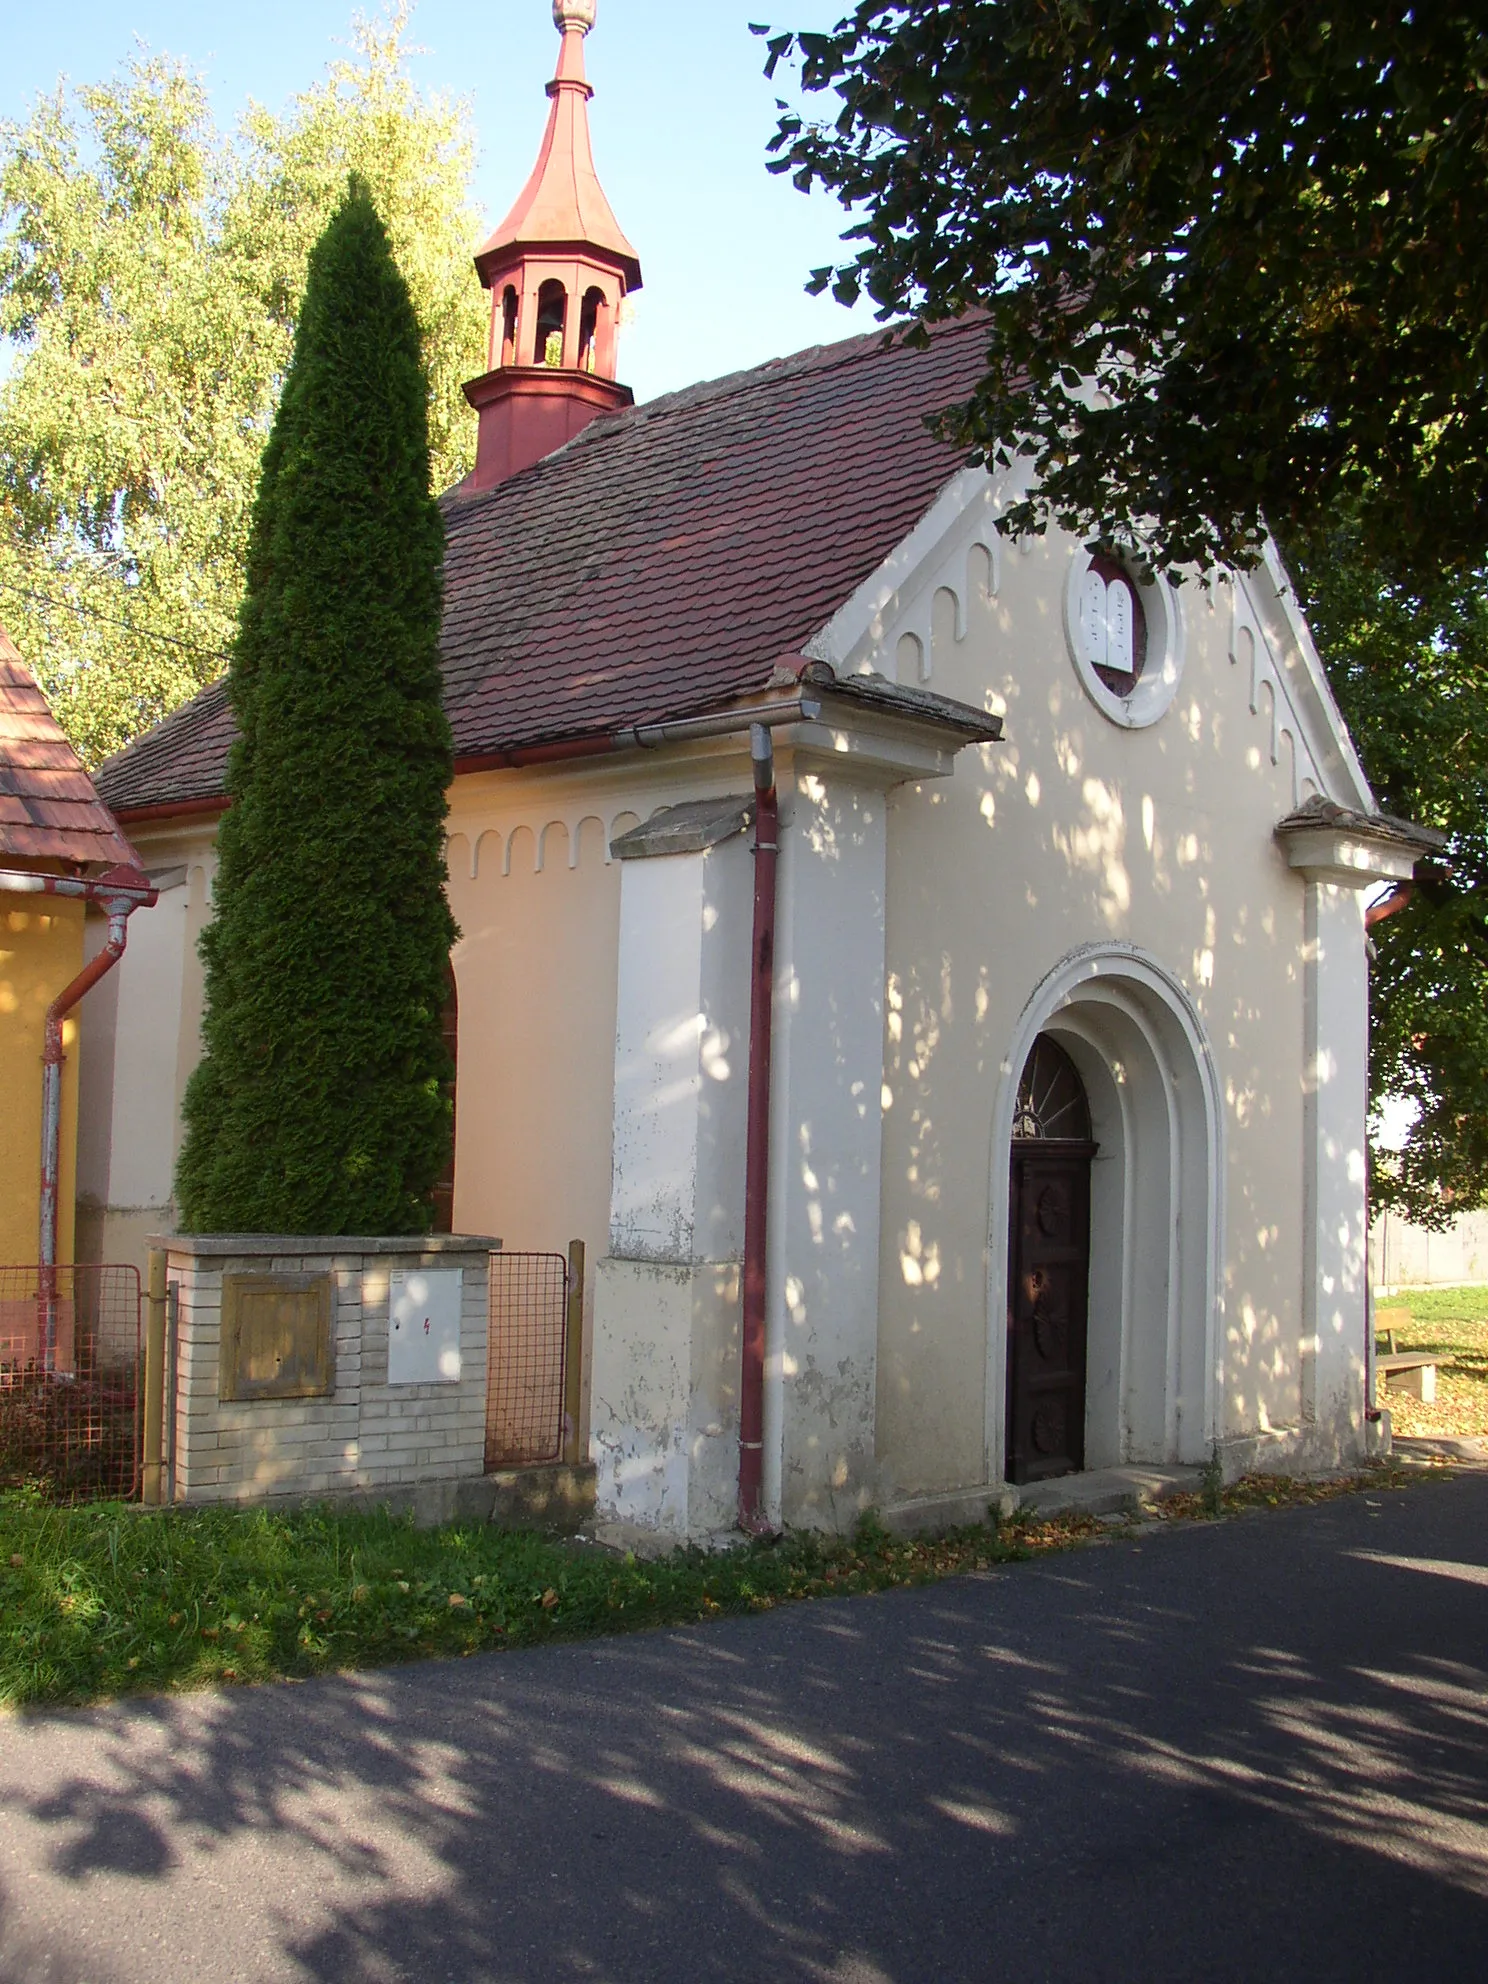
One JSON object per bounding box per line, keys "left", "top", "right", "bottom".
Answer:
{"left": 463, "top": 1, "right": 641, "bottom": 490}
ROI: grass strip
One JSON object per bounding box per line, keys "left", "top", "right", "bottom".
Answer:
{"left": 0, "top": 1462, "right": 1435, "bottom": 1711}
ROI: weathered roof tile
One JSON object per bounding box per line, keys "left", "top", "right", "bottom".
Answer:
{"left": 96, "top": 318, "right": 990, "bottom": 817}
{"left": 0, "top": 628, "right": 141, "bottom": 866}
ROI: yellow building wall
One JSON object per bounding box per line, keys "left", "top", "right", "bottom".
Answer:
{"left": 0, "top": 893, "right": 83, "bottom": 1267}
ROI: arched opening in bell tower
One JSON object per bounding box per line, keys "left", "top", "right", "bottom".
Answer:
{"left": 535, "top": 280, "right": 568, "bottom": 366}
{"left": 578, "top": 286, "right": 607, "bottom": 374}
{"left": 499, "top": 286, "right": 519, "bottom": 367}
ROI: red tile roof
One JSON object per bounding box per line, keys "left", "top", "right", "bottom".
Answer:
{"left": 0, "top": 628, "right": 141, "bottom": 867}
{"left": 96, "top": 317, "right": 991, "bottom": 819}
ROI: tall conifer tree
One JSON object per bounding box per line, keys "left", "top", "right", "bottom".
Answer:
{"left": 176, "top": 176, "right": 456, "bottom": 1235}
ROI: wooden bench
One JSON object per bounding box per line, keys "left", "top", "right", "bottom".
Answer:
{"left": 1376, "top": 1351, "right": 1450, "bottom": 1403}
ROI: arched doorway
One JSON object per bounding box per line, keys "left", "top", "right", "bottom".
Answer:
{"left": 1005, "top": 1034, "right": 1097, "bottom": 1483}
{"left": 988, "top": 947, "right": 1224, "bottom": 1485}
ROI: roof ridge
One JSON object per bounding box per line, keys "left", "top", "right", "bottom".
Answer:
{"left": 442, "top": 315, "right": 986, "bottom": 508}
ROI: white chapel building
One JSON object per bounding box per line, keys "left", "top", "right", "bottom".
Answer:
{"left": 81, "top": 4, "right": 1436, "bottom": 1536}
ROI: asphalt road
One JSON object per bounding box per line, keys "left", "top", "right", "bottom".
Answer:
{"left": 1, "top": 1474, "right": 1486, "bottom": 1984}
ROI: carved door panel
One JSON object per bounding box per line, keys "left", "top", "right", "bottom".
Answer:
{"left": 1006, "top": 1142, "right": 1095, "bottom": 1484}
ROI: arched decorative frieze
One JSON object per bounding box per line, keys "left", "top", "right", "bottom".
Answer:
{"left": 537, "top": 819, "right": 569, "bottom": 874}
{"left": 574, "top": 815, "right": 607, "bottom": 868}
{"left": 889, "top": 528, "right": 1002, "bottom": 686}
{"left": 444, "top": 832, "right": 473, "bottom": 883}
{"left": 503, "top": 824, "right": 537, "bottom": 877}
{"left": 608, "top": 809, "right": 641, "bottom": 856}
{"left": 1228, "top": 578, "right": 1324, "bottom": 808}
{"left": 472, "top": 828, "right": 502, "bottom": 879}
{"left": 452, "top": 808, "right": 700, "bottom": 878}
{"left": 802, "top": 464, "right": 1006, "bottom": 682}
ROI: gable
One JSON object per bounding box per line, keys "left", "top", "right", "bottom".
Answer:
{"left": 806, "top": 466, "right": 1373, "bottom": 818}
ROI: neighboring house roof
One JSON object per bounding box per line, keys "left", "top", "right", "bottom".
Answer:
{"left": 0, "top": 627, "right": 140, "bottom": 867}
{"left": 95, "top": 318, "right": 996, "bottom": 819}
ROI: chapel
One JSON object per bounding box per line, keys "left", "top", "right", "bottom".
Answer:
{"left": 82, "top": 1, "right": 1438, "bottom": 1536}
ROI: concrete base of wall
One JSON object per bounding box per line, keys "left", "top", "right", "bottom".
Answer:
{"left": 1220, "top": 1411, "right": 1391, "bottom": 1483}
{"left": 452, "top": 1463, "right": 597, "bottom": 1532}
{"left": 879, "top": 1485, "right": 1020, "bottom": 1536}
{"left": 590, "top": 1254, "right": 743, "bottom": 1540}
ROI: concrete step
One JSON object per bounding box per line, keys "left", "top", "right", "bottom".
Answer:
{"left": 879, "top": 1485, "right": 1021, "bottom": 1538}
{"left": 1016, "top": 1463, "right": 1204, "bottom": 1521}
{"left": 880, "top": 1464, "right": 1203, "bottom": 1537}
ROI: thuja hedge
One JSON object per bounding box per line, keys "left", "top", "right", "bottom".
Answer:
{"left": 176, "top": 176, "right": 456, "bottom": 1235}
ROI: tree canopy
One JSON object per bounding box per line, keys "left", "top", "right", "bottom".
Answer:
{"left": 175, "top": 176, "right": 456, "bottom": 1237}
{"left": 766, "top": 1, "right": 1488, "bottom": 1219}
{"left": 1288, "top": 522, "right": 1488, "bottom": 1227}
{"left": 0, "top": 6, "right": 486, "bottom": 766}
{"left": 761, "top": 2, "right": 1488, "bottom": 582}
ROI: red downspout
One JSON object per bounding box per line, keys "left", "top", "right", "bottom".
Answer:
{"left": 738, "top": 722, "right": 778, "bottom": 1533}
{"left": 1365, "top": 881, "right": 1413, "bottom": 930}
{"left": 0, "top": 864, "right": 159, "bottom": 1371}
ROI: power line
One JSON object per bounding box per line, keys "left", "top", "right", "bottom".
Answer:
{"left": 0, "top": 577, "right": 233, "bottom": 667}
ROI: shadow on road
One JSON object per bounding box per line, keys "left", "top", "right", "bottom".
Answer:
{"left": 2, "top": 1477, "right": 1485, "bottom": 1982}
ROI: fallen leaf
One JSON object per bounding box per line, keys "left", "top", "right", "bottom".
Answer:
{"left": 448, "top": 1592, "right": 468, "bottom": 1608}
{"left": 540, "top": 1588, "right": 559, "bottom": 1610}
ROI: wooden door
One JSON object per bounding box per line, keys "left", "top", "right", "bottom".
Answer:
{"left": 1005, "top": 1141, "right": 1095, "bottom": 1484}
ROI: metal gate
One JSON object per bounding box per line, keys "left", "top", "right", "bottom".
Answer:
{"left": 0, "top": 1264, "right": 143, "bottom": 1500}
{"left": 485, "top": 1248, "right": 580, "bottom": 1470}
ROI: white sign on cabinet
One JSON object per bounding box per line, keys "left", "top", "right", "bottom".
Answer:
{"left": 387, "top": 1268, "right": 464, "bottom": 1384}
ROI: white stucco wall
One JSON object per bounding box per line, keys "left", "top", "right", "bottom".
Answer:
{"left": 76, "top": 842, "right": 214, "bottom": 1274}
{"left": 589, "top": 830, "right": 751, "bottom": 1536}
{"left": 862, "top": 520, "right": 1360, "bottom": 1496}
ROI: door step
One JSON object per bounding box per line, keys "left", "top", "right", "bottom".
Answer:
{"left": 1016, "top": 1463, "right": 1203, "bottom": 1520}
{"left": 879, "top": 1463, "right": 1202, "bottom": 1538}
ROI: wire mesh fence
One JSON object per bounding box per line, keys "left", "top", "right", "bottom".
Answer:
{"left": 0, "top": 1264, "right": 143, "bottom": 1501}
{"left": 486, "top": 1251, "right": 569, "bottom": 1468}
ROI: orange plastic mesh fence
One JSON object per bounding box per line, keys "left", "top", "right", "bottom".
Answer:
{"left": 485, "top": 1252, "right": 568, "bottom": 1469}
{"left": 0, "top": 1264, "right": 143, "bottom": 1501}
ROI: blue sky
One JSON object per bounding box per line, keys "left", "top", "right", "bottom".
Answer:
{"left": 1, "top": 0, "right": 879, "bottom": 403}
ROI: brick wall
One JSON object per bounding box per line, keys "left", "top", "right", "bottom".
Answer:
{"left": 158, "top": 1235, "right": 496, "bottom": 1504}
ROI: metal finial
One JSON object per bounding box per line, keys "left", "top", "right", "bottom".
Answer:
{"left": 553, "top": 0, "right": 597, "bottom": 32}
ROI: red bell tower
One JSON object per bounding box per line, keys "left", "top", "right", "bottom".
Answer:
{"left": 463, "top": 1, "right": 642, "bottom": 489}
